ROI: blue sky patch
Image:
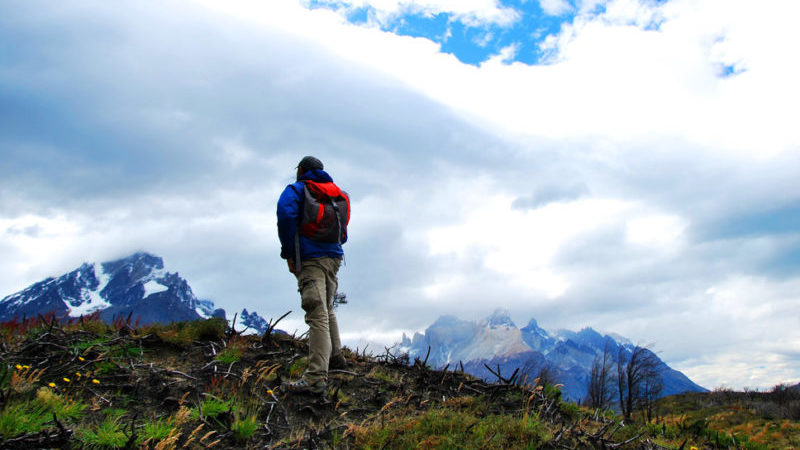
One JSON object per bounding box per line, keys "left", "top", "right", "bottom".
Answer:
{"left": 704, "top": 203, "right": 800, "bottom": 241}
{"left": 306, "top": 0, "right": 578, "bottom": 66}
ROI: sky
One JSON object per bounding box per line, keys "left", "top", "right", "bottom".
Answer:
{"left": 1, "top": 0, "right": 799, "bottom": 391}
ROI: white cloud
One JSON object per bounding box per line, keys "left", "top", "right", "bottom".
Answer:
{"left": 2, "top": 0, "right": 800, "bottom": 391}
{"left": 283, "top": 0, "right": 800, "bottom": 157}
{"left": 625, "top": 214, "right": 686, "bottom": 249}
{"left": 483, "top": 42, "right": 519, "bottom": 64}
{"left": 668, "top": 276, "right": 800, "bottom": 389}
{"left": 539, "top": 0, "right": 574, "bottom": 16}
{"left": 215, "top": 138, "right": 260, "bottom": 167}
{"left": 307, "top": 0, "right": 520, "bottom": 27}
{"left": 427, "top": 192, "right": 681, "bottom": 299}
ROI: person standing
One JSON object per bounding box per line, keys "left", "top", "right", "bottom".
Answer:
{"left": 276, "top": 156, "right": 350, "bottom": 394}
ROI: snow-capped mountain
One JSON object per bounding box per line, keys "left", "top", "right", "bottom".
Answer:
{"left": 0, "top": 252, "right": 226, "bottom": 325}
{"left": 238, "top": 309, "right": 270, "bottom": 334}
{"left": 400, "top": 309, "right": 707, "bottom": 401}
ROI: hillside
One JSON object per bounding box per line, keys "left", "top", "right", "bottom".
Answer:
{"left": 1, "top": 314, "right": 796, "bottom": 449}
{"left": 650, "top": 387, "right": 800, "bottom": 449}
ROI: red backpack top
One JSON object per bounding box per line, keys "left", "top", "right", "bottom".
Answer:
{"left": 299, "top": 180, "right": 350, "bottom": 244}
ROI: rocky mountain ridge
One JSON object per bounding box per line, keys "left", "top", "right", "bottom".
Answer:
{"left": 401, "top": 309, "right": 707, "bottom": 402}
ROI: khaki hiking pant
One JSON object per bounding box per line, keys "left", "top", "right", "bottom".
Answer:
{"left": 296, "top": 257, "right": 343, "bottom": 384}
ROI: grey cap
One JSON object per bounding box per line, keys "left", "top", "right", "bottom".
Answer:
{"left": 297, "top": 156, "right": 323, "bottom": 171}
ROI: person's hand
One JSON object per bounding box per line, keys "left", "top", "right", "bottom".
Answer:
{"left": 287, "top": 258, "right": 297, "bottom": 274}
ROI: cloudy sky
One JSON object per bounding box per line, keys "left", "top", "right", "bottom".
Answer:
{"left": 2, "top": 0, "right": 799, "bottom": 390}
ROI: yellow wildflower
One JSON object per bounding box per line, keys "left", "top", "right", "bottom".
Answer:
{"left": 15, "top": 364, "right": 22, "bottom": 370}
{"left": 78, "top": 356, "right": 85, "bottom": 362}
{"left": 63, "top": 377, "right": 71, "bottom": 383}
{"left": 75, "top": 372, "right": 81, "bottom": 378}
{"left": 48, "top": 382, "right": 56, "bottom": 388}
{"left": 22, "top": 365, "right": 30, "bottom": 369}
{"left": 92, "top": 379, "right": 100, "bottom": 384}
{"left": 266, "top": 389, "right": 274, "bottom": 396}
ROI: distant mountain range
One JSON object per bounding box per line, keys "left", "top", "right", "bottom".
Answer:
{"left": 2, "top": 253, "right": 708, "bottom": 403}
{"left": 0, "top": 252, "right": 269, "bottom": 332}
{"left": 399, "top": 309, "right": 707, "bottom": 402}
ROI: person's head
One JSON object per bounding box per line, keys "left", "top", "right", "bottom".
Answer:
{"left": 296, "top": 156, "right": 323, "bottom": 180}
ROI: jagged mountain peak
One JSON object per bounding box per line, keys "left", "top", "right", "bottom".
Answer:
{"left": 238, "top": 308, "right": 270, "bottom": 335}
{"left": 522, "top": 317, "right": 541, "bottom": 329}
{"left": 482, "top": 308, "right": 516, "bottom": 329}
{"left": 521, "top": 318, "right": 549, "bottom": 336}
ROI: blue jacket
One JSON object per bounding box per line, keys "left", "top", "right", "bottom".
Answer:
{"left": 277, "top": 169, "right": 346, "bottom": 261}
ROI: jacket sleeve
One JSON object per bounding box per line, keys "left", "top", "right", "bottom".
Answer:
{"left": 277, "top": 183, "right": 302, "bottom": 259}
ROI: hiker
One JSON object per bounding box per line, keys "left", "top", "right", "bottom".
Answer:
{"left": 276, "top": 156, "right": 350, "bottom": 395}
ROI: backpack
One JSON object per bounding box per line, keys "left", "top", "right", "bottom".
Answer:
{"left": 299, "top": 180, "right": 350, "bottom": 243}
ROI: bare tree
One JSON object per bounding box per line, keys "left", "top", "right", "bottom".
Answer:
{"left": 587, "top": 341, "right": 616, "bottom": 410}
{"left": 519, "top": 357, "right": 558, "bottom": 388}
{"left": 639, "top": 364, "right": 663, "bottom": 422}
{"left": 617, "top": 345, "right": 662, "bottom": 422}
{"left": 536, "top": 363, "right": 558, "bottom": 388}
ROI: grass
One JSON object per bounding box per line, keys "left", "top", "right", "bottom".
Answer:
{"left": 0, "top": 387, "right": 89, "bottom": 439}
{"left": 76, "top": 415, "right": 127, "bottom": 448}
{"left": 4, "top": 315, "right": 799, "bottom": 449}
{"left": 214, "top": 345, "right": 243, "bottom": 364}
{"left": 367, "top": 366, "right": 399, "bottom": 384}
{"left": 36, "top": 387, "right": 87, "bottom": 421}
{"left": 232, "top": 414, "right": 258, "bottom": 440}
{"left": 0, "top": 402, "right": 50, "bottom": 438}
{"left": 651, "top": 390, "right": 800, "bottom": 449}
{"left": 349, "top": 407, "right": 549, "bottom": 449}
{"left": 71, "top": 337, "right": 110, "bottom": 354}
{"left": 288, "top": 357, "right": 308, "bottom": 378}
{"left": 193, "top": 397, "right": 232, "bottom": 422}
{"left": 141, "top": 318, "right": 227, "bottom": 347}
{"left": 137, "top": 416, "right": 174, "bottom": 445}
{"left": 93, "top": 360, "right": 119, "bottom": 376}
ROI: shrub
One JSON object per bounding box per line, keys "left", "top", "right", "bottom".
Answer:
{"left": 192, "top": 318, "right": 227, "bottom": 341}
{"left": 559, "top": 401, "right": 581, "bottom": 420}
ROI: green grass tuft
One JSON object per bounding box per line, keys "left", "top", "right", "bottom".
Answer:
{"left": 137, "top": 417, "right": 174, "bottom": 444}
{"left": 215, "top": 346, "right": 243, "bottom": 364}
{"left": 36, "top": 387, "right": 87, "bottom": 421}
{"left": 0, "top": 402, "right": 50, "bottom": 438}
{"left": 193, "top": 397, "right": 232, "bottom": 422}
{"left": 77, "top": 415, "right": 127, "bottom": 449}
{"left": 232, "top": 414, "right": 258, "bottom": 440}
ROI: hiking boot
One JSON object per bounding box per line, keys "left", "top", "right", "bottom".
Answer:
{"left": 281, "top": 378, "right": 326, "bottom": 395}
{"left": 329, "top": 354, "right": 349, "bottom": 370}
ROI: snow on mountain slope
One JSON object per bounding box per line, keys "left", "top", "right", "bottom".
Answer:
{"left": 0, "top": 252, "right": 225, "bottom": 325}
